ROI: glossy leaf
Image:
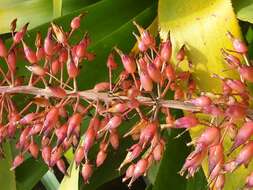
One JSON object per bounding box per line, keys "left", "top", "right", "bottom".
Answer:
{"left": 233, "top": 0, "right": 253, "bottom": 23}
{"left": 41, "top": 171, "right": 60, "bottom": 190}
{"left": 0, "top": 142, "right": 16, "bottom": 190}
{"left": 16, "top": 158, "right": 47, "bottom": 190}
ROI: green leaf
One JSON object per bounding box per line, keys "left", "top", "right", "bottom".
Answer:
{"left": 62, "top": 0, "right": 101, "bottom": 15}
{"left": 41, "top": 171, "right": 60, "bottom": 190}
{"left": 16, "top": 158, "right": 48, "bottom": 190}
{"left": 0, "top": 142, "right": 16, "bottom": 190}
{"left": 0, "top": 0, "right": 53, "bottom": 34}
{"left": 232, "top": 0, "right": 253, "bottom": 23}
{"left": 58, "top": 162, "right": 79, "bottom": 190}
{"left": 53, "top": 0, "right": 62, "bottom": 18}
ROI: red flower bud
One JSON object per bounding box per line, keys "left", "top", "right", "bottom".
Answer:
{"left": 147, "top": 63, "right": 162, "bottom": 83}
{"left": 140, "top": 71, "right": 153, "bottom": 91}
{"left": 174, "top": 115, "right": 198, "bottom": 128}
{"left": 11, "top": 154, "right": 24, "bottom": 170}
{"left": 29, "top": 141, "right": 39, "bottom": 159}
{"left": 81, "top": 164, "right": 93, "bottom": 184}
{"left": 56, "top": 159, "right": 66, "bottom": 175}
{"left": 230, "top": 121, "right": 253, "bottom": 153}
{"left": 96, "top": 150, "right": 107, "bottom": 167}
{"left": 238, "top": 66, "right": 253, "bottom": 83}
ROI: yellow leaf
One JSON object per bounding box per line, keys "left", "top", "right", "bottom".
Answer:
{"left": 58, "top": 162, "right": 79, "bottom": 190}
{"left": 158, "top": 0, "right": 249, "bottom": 189}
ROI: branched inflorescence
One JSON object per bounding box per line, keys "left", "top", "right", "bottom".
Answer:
{"left": 0, "top": 14, "right": 253, "bottom": 189}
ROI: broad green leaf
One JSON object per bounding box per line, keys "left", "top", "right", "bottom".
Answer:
{"left": 53, "top": 0, "right": 62, "bottom": 18}
{"left": 158, "top": 0, "right": 246, "bottom": 189}
{"left": 16, "top": 158, "right": 48, "bottom": 190}
{"left": 41, "top": 171, "right": 60, "bottom": 190}
{"left": 0, "top": 142, "right": 16, "bottom": 190}
{"left": 62, "top": 0, "right": 101, "bottom": 15}
{"left": 58, "top": 162, "right": 79, "bottom": 190}
{"left": 0, "top": 0, "right": 53, "bottom": 34}
{"left": 232, "top": 0, "right": 253, "bottom": 23}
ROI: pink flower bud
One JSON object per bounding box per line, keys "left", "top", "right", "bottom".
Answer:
{"left": 56, "top": 159, "right": 66, "bottom": 174}
{"left": 174, "top": 115, "right": 198, "bottom": 128}
{"left": 81, "top": 164, "right": 93, "bottom": 184}
{"left": 179, "top": 150, "right": 206, "bottom": 177}
{"left": 22, "top": 41, "right": 37, "bottom": 64}
{"left": 49, "top": 86, "right": 67, "bottom": 98}
{"left": 75, "top": 147, "right": 85, "bottom": 166}
{"left": 29, "top": 141, "right": 39, "bottom": 159}
{"left": 238, "top": 66, "right": 253, "bottom": 83}
{"left": 50, "top": 147, "right": 63, "bottom": 166}
{"left": 227, "top": 32, "right": 248, "bottom": 53}
{"left": 133, "top": 158, "right": 148, "bottom": 179}
{"left": 76, "top": 43, "right": 86, "bottom": 58}
{"left": 122, "top": 164, "right": 135, "bottom": 182}
{"left": 208, "top": 144, "right": 224, "bottom": 175}
{"left": 96, "top": 150, "right": 107, "bottom": 167}
{"left": 7, "top": 50, "right": 16, "bottom": 73}
{"left": 71, "top": 14, "right": 83, "bottom": 30}
{"left": 44, "top": 28, "right": 54, "bottom": 56}
{"left": 202, "top": 105, "right": 224, "bottom": 117}
{"left": 11, "top": 154, "right": 24, "bottom": 170}
{"left": 51, "top": 59, "right": 60, "bottom": 75}
{"left": 225, "top": 79, "right": 246, "bottom": 93}
{"left": 225, "top": 103, "right": 246, "bottom": 121}
{"left": 93, "top": 82, "right": 110, "bottom": 92}
{"left": 67, "top": 60, "right": 79, "bottom": 78}
{"left": 42, "top": 146, "right": 52, "bottom": 166}
{"left": 160, "top": 36, "right": 172, "bottom": 62}
{"left": 140, "top": 71, "right": 153, "bottom": 91}
{"left": 230, "top": 121, "right": 253, "bottom": 153}
{"left": 59, "top": 50, "right": 68, "bottom": 64}
{"left": 19, "top": 113, "right": 36, "bottom": 125}
{"left": 109, "top": 131, "right": 119, "bottom": 150}
{"left": 36, "top": 47, "right": 45, "bottom": 61}
{"left": 44, "top": 107, "right": 59, "bottom": 130}
{"left": 147, "top": 63, "right": 162, "bottom": 83}
{"left": 83, "top": 127, "right": 96, "bottom": 154}
{"left": 197, "top": 127, "right": 220, "bottom": 148}
{"left": 153, "top": 141, "right": 165, "bottom": 161}
{"left": 235, "top": 141, "right": 253, "bottom": 167}
{"left": 154, "top": 56, "right": 162, "bottom": 69}
{"left": 67, "top": 113, "right": 82, "bottom": 138}
{"left": 176, "top": 45, "right": 185, "bottom": 61}
{"left": 107, "top": 103, "right": 128, "bottom": 113}
{"left": 165, "top": 64, "right": 176, "bottom": 81}
{"left": 55, "top": 124, "right": 67, "bottom": 145}
{"left": 221, "top": 49, "right": 241, "bottom": 68}
{"left": 107, "top": 53, "right": 118, "bottom": 70}
{"left": 105, "top": 115, "right": 122, "bottom": 130}
{"left": 0, "top": 38, "right": 7, "bottom": 57}
{"left": 190, "top": 96, "right": 212, "bottom": 107}
{"left": 139, "top": 122, "right": 157, "bottom": 146}
{"left": 27, "top": 64, "right": 45, "bottom": 76}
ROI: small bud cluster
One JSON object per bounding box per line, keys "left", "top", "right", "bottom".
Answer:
{"left": 0, "top": 15, "right": 252, "bottom": 189}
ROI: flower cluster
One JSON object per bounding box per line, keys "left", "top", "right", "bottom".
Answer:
{"left": 0, "top": 14, "right": 253, "bottom": 190}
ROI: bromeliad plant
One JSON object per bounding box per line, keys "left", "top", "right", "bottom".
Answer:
{"left": 0, "top": 14, "right": 253, "bottom": 190}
